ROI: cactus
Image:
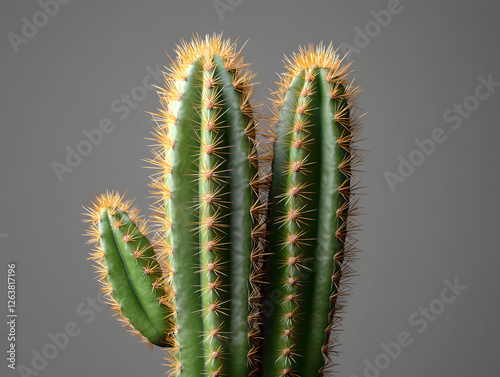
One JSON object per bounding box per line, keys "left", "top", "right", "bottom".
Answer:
{"left": 84, "top": 192, "right": 175, "bottom": 348}
{"left": 261, "top": 43, "right": 361, "bottom": 377}
{"left": 83, "top": 36, "right": 361, "bottom": 377}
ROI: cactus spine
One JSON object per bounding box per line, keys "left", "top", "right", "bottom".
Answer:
{"left": 262, "top": 44, "right": 361, "bottom": 377}
{"left": 83, "top": 36, "right": 362, "bottom": 377}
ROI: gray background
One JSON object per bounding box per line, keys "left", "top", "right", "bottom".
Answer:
{"left": 1, "top": 0, "right": 499, "bottom": 376}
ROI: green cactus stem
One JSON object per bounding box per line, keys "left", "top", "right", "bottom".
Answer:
{"left": 84, "top": 191, "right": 175, "bottom": 348}
{"left": 262, "top": 44, "right": 362, "bottom": 377}
{"left": 148, "top": 34, "right": 265, "bottom": 377}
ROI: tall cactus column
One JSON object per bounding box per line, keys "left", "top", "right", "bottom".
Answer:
{"left": 149, "top": 34, "right": 264, "bottom": 377}
{"left": 262, "top": 44, "right": 361, "bottom": 377}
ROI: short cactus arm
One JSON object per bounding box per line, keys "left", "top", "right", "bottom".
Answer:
{"left": 85, "top": 192, "right": 174, "bottom": 348}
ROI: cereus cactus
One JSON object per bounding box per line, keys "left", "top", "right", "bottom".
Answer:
{"left": 83, "top": 35, "right": 362, "bottom": 377}
{"left": 261, "top": 44, "right": 361, "bottom": 377}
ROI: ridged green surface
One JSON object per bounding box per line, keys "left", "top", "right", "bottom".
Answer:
{"left": 198, "top": 61, "right": 230, "bottom": 376}
{"left": 165, "top": 58, "right": 205, "bottom": 377}
{"left": 262, "top": 67, "right": 350, "bottom": 377}
{"left": 163, "top": 53, "right": 258, "bottom": 377}
{"left": 99, "top": 207, "right": 173, "bottom": 347}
